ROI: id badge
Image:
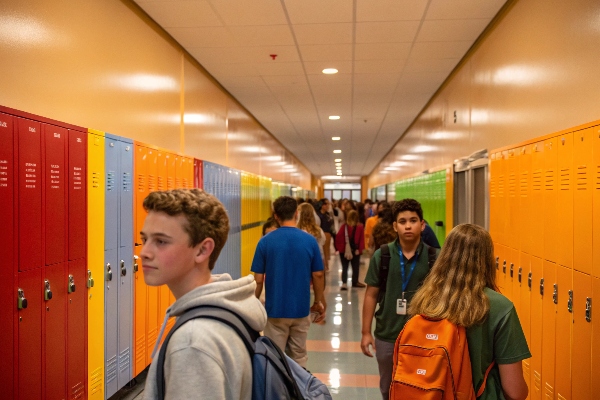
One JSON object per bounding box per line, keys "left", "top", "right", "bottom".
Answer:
{"left": 396, "top": 299, "right": 407, "bottom": 315}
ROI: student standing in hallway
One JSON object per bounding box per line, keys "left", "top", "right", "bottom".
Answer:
{"left": 335, "top": 209, "right": 366, "bottom": 290}
{"left": 251, "top": 196, "right": 326, "bottom": 367}
{"left": 360, "top": 199, "right": 438, "bottom": 400}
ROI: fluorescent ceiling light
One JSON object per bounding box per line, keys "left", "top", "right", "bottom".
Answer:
{"left": 328, "top": 116, "right": 340, "bottom": 120}
{"left": 333, "top": 150, "right": 342, "bottom": 154}
{"left": 334, "top": 158, "right": 342, "bottom": 162}
{"left": 335, "top": 163, "right": 342, "bottom": 166}
{"left": 332, "top": 137, "right": 340, "bottom": 141}
{"left": 322, "top": 68, "right": 338, "bottom": 74}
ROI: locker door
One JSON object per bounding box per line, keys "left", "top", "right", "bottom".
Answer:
{"left": 573, "top": 127, "right": 593, "bottom": 275}
{"left": 557, "top": 133, "right": 573, "bottom": 269}
{"left": 67, "top": 130, "right": 86, "bottom": 261}
{"left": 17, "top": 118, "right": 42, "bottom": 271}
{"left": 530, "top": 143, "right": 544, "bottom": 258}
{"left": 44, "top": 263, "right": 67, "bottom": 400}
{"left": 0, "top": 112, "right": 14, "bottom": 400}
{"left": 194, "top": 158, "right": 203, "bottom": 189}
{"left": 18, "top": 268, "right": 43, "bottom": 400}
{"left": 592, "top": 277, "right": 600, "bottom": 395}
{"left": 519, "top": 252, "right": 532, "bottom": 391}
{"left": 571, "top": 271, "right": 592, "bottom": 400}
{"left": 543, "top": 137, "right": 558, "bottom": 262}
{"left": 507, "top": 149, "right": 519, "bottom": 250}
{"left": 594, "top": 129, "right": 600, "bottom": 278}
{"left": 87, "top": 130, "right": 104, "bottom": 400}
{"left": 167, "top": 153, "right": 176, "bottom": 190}
{"left": 511, "top": 248, "right": 521, "bottom": 314}
{"left": 519, "top": 145, "right": 532, "bottom": 254}
{"left": 541, "top": 261, "right": 556, "bottom": 400}
{"left": 158, "top": 152, "right": 174, "bottom": 336}
{"left": 529, "top": 256, "right": 543, "bottom": 400}
{"left": 497, "top": 151, "right": 507, "bottom": 245}
{"left": 489, "top": 153, "right": 498, "bottom": 240}
{"left": 555, "top": 265, "right": 573, "bottom": 400}
{"left": 67, "top": 259, "right": 86, "bottom": 400}
{"left": 174, "top": 155, "right": 182, "bottom": 188}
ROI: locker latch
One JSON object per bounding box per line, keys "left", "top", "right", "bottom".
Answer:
{"left": 502, "top": 260, "right": 506, "bottom": 274}
{"left": 510, "top": 263, "right": 514, "bottom": 278}
{"left": 106, "top": 263, "right": 113, "bottom": 281}
{"left": 540, "top": 278, "right": 544, "bottom": 296}
{"left": 585, "top": 298, "right": 592, "bottom": 322}
{"left": 120, "top": 260, "right": 127, "bottom": 277}
{"left": 68, "top": 274, "right": 76, "bottom": 293}
{"left": 495, "top": 257, "right": 499, "bottom": 270}
{"left": 87, "top": 270, "right": 94, "bottom": 288}
{"left": 553, "top": 284, "right": 558, "bottom": 304}
{"left": 17, "top": 288, "right": 28, "bottom": 310}
{"left": 528, "top": 272, "right": 532, "bottom": 290}
{"left": 518, "top": 267, "right": 522, "bottom": 283}
{"left": 44, "top": 279, "right": 53, "bottom": 301}
{"left": 568, "top": 290, "right": 573, "bottom": 313}
{"left": 133, "top": 255, "right": 139, "bottom": 273}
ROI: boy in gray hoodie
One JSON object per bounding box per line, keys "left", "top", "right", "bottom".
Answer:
{"left": 140, "top": 189, "right": 267, "bottom": 400}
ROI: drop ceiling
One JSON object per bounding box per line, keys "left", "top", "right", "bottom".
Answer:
{"left": 134, "top": 0, "right": 507, "bottom": 178}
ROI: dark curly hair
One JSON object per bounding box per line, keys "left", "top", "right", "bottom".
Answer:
{"left": 143, "top": 188, "right": 230, "bottom": 270}
{"left": 392, "top": 198, "right": 423, "bottom": 221}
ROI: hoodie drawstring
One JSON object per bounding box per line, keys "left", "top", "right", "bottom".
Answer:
{"left": 151, "top": 310, "right": 171, "bottom": 359}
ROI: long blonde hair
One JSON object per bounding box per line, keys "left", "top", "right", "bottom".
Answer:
{"left": 408, "top": 224, "right": 498, "bottom": 327}
{"left": 297, "top": 203, "right": 321, "bottom": 240}
{"left": 346, "top": 209, "right": 359, "bottom": 227}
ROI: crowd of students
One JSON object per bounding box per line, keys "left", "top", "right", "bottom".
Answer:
{"left": 136, "top": 189, "right": 530, "bottom": 400}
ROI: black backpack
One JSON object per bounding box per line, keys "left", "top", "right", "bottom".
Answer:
{"left": 378, "top": 243, "right": 437, "bottom": 299}
{"left": 156, "top": 306, "right": 333, "bottom": 400}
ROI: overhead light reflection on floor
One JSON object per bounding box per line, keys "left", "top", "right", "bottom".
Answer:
{"left": 330, "top": 337, "right": 340, "bottom": 350}
{"left": 329, "top": 368, "right": 341, "bottom": 388}
{"left": 335, "top": 303, "right": 342, "bottom": 312}
{"left": 333, "top": 316, "right": 342, "bottom": 325}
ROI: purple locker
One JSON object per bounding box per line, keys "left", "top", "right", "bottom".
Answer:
{"left": 18, "top": 268, "right": 43, "bottom": 400}
{"left": 44, "top": 263, "right": 67, "bottom": 400}
{"left": 68, "top": 130, "right": 86, "bottom": 261}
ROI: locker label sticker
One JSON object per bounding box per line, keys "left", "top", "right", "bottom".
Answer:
{"left": 73, "top": 167, "right": 82, "bottom": 190}
{"left": 0, "top": 160, "right": 8, "bottom": 187}
{"left": 24, "top": 162, "right": 37, "bottom": 188}
{"left": 50, "top": 164, "right": 61, "bottom": 189}
{"left": 0, "top": 121, "right": 6, "bottom": 128}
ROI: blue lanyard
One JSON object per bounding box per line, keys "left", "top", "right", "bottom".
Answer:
{"left": 399, "top": 249, "right": 418, "bottom": 293}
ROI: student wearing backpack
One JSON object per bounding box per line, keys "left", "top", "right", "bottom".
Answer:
{"left": 408, "top": 224, "right": 530, "bottom": 400}
{"left": 139, "top": 189, "right": 267, "bottom": 400}
{"left": 360, "top": 199, "right": 438, "bottom": 399}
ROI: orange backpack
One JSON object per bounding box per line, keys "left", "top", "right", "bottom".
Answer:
{"left": 390, "top": 315, "right": 494, "bottom": 400}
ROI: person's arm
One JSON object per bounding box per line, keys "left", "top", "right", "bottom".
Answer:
{"left": 498, "top": 362, "right": 528, "bottom": 400}
{"left": 360, "top": 285, "right": 379, "bottom": 357}
{"left": 254, "top": 273, "right": 264, "bottom": 299}
{"left": 311, "top": 270, "right": 326, "bottom": 321}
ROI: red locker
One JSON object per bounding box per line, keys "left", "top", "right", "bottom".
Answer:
{"left": 541, "top": 261, "right": 556, "bottom": 399}
{"left": 68, "top": 130, "right": 87, "bottom": 261}
{"left": 43, "top": 124, "right": 67, "bottom": 266}
{"left": 543, "top": 137, "right": 558, "bottom": 263}
{"left": 194, "top": 158, "right": 203, "bottom": 189}
{"left": 529, "top": 256, "right": 543, "bottom": 400}
{"left": 571, "top": 271, "right": 592, "bottom": 400}
{"left": 556, "top": 133, "right": 573, "bottom": 269}
{"left": 555, "top": 265, "right": 572, "bottom": 400}
{"left": 18, "top": 268, "right": 43, "bottom": 400}
{"left": 44, "top": 263, "right": 67, "bottom": 400}
{"left": 67, "top": 259, "right": 86, "bottom": 400}
{"left": 0, "top": 112, "right": 15, "bottom": 399}
{"left": 17, "top": 117, "right": 42, "bottom": 271}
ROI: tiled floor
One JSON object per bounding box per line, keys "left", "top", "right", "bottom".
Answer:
{"left": 117, "top": 253, "right": 381, "bottom": 400}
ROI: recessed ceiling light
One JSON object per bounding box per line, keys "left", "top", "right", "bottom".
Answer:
{"left": 333, "top": 150, "right": 342, "bottom": 153}
{"left": 322, "top": 68, "right": 338, "bottom": 74}
{"left": 334, "top": 158, "right": 342, "bottom": 162}
{"left": 336, "top": 166, "right": 342, "bottom": 170}
{"left": 335, "top": 163, "right": 342, "bottom": 166}
{"left": 329, "top": 116, "right": 340, "bottom": 120}
{"left": 332, "top": 136, "right": 340, "bottom": 141}
{"left": 337, "top": 172, "right": 343, "bottom": 176}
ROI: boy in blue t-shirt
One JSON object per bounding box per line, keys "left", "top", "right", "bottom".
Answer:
{"left": 251, "top": 196, "right": 326, "bottom": 367}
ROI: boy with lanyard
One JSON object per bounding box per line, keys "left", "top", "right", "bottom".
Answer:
{"left": 360, "top": 198, "right": 438, "bottom": 400}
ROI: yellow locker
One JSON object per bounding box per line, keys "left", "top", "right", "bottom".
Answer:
{"left": 543, "top": 137, "right": 558, "bottom": 263}
{"left": 530, "top": 142, "right": 544, "bottom": 259}
{"left": 530, "top": 256, "right": 543, "bottom": 400}
{"left": 519, "top": 145, "right": 532, "bottom": 254}
{"left": 592, "top": 277, "right": 600, "bottom": 395}
{"left": 555, "top": 265, "right": 572, "bottom": 400}
{"left": 87, "top": 129, "right": 105, "bottom": 400}
{"left": 541, "top": 260, "right": 557, "bottom": 399}
{"left": 507, "top": 148, "right": 520, "bottom": 250}
{"left": 519, "top": 252, "right": 532, "bottom": 393}
{"left": 557, "top": 133, "right": 573, "bottom": 269}
{"left": 594, "top": 129, "right": 600, "bottom": 278}
{"left": 573, "top": 127, "right": 593, "bottom": 275}
{"left": 571, "top": 271, "right": 592, "bottom": 400}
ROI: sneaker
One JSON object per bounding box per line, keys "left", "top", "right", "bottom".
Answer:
{"left": 352, "top": 282, "right": 366, "bottom": 288}
{"left": 340, "top": 283, "right": 347, "bottom": 291}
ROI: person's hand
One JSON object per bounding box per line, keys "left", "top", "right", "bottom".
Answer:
{"left": 355, "top": 249, "right": 360, "bottom": 255}
{"left": 310, "top": 301, "right": 326, "bottom": 323}
{"left": 360, "top": 332, "right": 376, "bottom": 357}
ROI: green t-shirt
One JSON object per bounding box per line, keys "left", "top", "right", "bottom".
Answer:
{"left": 364, "top": 239, "right": 434, "bottom": 343}
{"left": 466, "top": 288, "right": 532, "bottom": 399}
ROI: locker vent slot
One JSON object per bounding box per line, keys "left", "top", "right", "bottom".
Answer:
{"left": 576, "top": 166, "right": 587, "bottom": 190}
{"left": 157, "top": 176, "right": 165, "bottom": 190}
{"left": 183, "top": 177, "right": 189, "bottom": 188}
{"left": 107, "top": 171, "right": 116, "bottom": 191}
{"left": 176, "top": 177, "right": 183, "bottom": 188}
{"left": 544, "top": 170, "right": 555, "bottom": 191}
{"left": 122, "top": 172, "right": 132, "bottom": 192}
{"left": 559, "top": 168, "right": 570, "bottom": 190}
{"left": 509, "top": 173, "right": 517, "bottom": 198}
{"left": 119, "top": 347, "right": 131, "bottom": 373}
{"left": 148, "top": 327, "right": 158, "bottom": 355}
{"left": 167, "top": 176, "right": 174, "bottom": 190}
{"left": 532, "top": 170, "right": 542, "bottom": 191}
{"left": 558, "top": 395, "right": 567, "bottom": 400}
{"left": 135, "top": 335, "right": 146, "bottom": 365}
{"left": 92, "top": 171, "right": 100, "bottom": 189}
{"left": 106, "top": 354, "right": 117, "bottom": 383}
{"left": 90, "top": 366, "right": 103, "bottom": 395}
{"left": 596, "top": 166, "right": 600, "bottom": 189}
{"left": 544, "top": 383, "right": 554, "bottom": 399}
{"left": 137, "top": 174, "right": 145, "bottom": 192}
{"left": 71, "top": 381, "right": 84, "bottom": 399}
{"left": 520, "top": 171, "right": 528, "bottom": 198}
{"left": 534, "top": 371, "right": 541, "bottom": 393}
{"left": 148, "top": 174, "right": 156, "bottom": 191}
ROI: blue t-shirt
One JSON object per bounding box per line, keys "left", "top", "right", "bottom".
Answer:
{"left": 251, "top": 226, "right": 324, "bottom": 318}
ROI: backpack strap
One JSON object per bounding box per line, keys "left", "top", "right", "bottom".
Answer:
{"left": 427, "top": 244, "right": 438, "bottom": 269}
{"left": 156, "top": 306, "right": 259, "bottom": 400}
{"left": 476, "top": 361, "right": 496, "bottom": 397}
{"left": 378, "top": 244, "right": 391, "bottom": 295}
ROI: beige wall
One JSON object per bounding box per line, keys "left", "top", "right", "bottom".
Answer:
{"left": 0, "top": 0, "right": 312, "bottom": 189}
{"left": 369, "top": 0, "right": 600, "bottom": 188}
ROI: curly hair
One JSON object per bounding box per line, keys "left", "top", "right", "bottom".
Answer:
{"left": 143, "top": 188, "right": 230, "bottom": 270}
{"left": 392, "top": 198, "right": 423, "bottom": 221}
{"left": 296, "top": 203, "right": 322, "bottom": 240}
{"left": 371, "top": 220, "right": 397, "bottom": 249}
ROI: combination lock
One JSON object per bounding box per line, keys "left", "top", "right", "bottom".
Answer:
{"left": 495, "top": 257, "right": 499, "bottom": 270}
{"left": 585, "top": 298, "right": 592, "bottom": 322}
{"left": 106, "top": 263, "right": 113, "bottom": 281}
{"left": 87, "top": 270, "right": 95, "bottom": 288}
{"left": 68, "top": 274, "right": 76, "bottom": 293}
{"left": 17, "top": 288, "right": 28, "bottom": 310}
{"left": 133, "top": 255, "right": 139, "bottom": 273}
{"left": 567, "top": 290, "right": 573, "bottom": 313}
{"left": 553, "top": 284, "right": 558, "bottom": 304}
{"left": 44, "top": 279, "right": 53, "bottom": 301}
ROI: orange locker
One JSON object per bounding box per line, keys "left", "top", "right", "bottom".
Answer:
{"left": 519, "top": 252, "right": 532, "bottom": 391}
{"left": 519, "top": 145, "right": 532, "bottom": 254}
{"left": 555, "top": 265, "right": 572, "bottom": 400}
{"left": 557, "top": 133, "right": 573, "bottom": 269}
{"left": 511, "top": 248, "right": 521, "bottom": 315}
{"left": 530, "top": 142, "right": 544, "bottom": 259}
{"left": 507, "top": 148, "right": 520, "bottom": 250}
{"left": 573, "top": 128, "right": 592, "bottom": 275}
{"left": 592, "top": 277, "right": 600, "bottom": 395}
{"left": 591, "top": 127, "right": 600, "bottom": 278}
{"left": 571, "top": 271, "right": 592, "bottom": 400}
{"left": 529, "top": 256, "right": 543, "bottom": 400}
{"left": 497, "top": 151, "right": 507, "bottom": 246}
{"left": 541, "top": 260, "right": 556, "bottom": 399}
{"left": 543, "top": 138, "right": 558, "bottom": 263}
{"left": 490, "top": 153, "right": 499, "bottom": 242}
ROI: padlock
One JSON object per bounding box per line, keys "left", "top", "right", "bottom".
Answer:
{"left": 17, "top": 288, "right": 28, "bottom": 310}
{"left": 133, "top": 255, "right": 139, "bottom": 273}
{"left": 87, "top": 270, "right": 95, "bottom": 288}
{"left": 585, "top": 298, "right": 592, "bottom": 322}
{"left": 68, "top": 274, "right": 76, "bottom": 293}
{"left": 540, "top": 278, "right": 544, "bottom": 296}
{"left": 510, "top": 263, "right": 514, "bottom": 278}
{"left": 518, "top": 267, "right": 522, "bottom": 283}
{"left": 553, "top": 284, "right": 558, "bottom": 304}
{"left": 568, "top": 290, "right": 573, "bottom": 313}
{"left": 495, "top": 256, "right": 499, "bottom": 270}
{"left": 502, "top": 260, "right": 506, "bottom": 274}
{"left": 528, "top": 272, "right": 532, "bottom": 290}
{"left": 106, "top": 263, "right": 113, "bottom": 281}
{"left": 44, "top": 279, "right": 53, "bottom": 301}
{"left": 120, "top": 260, "right": 127, "bottom": 277}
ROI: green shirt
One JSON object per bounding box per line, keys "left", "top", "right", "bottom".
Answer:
{"left": 466, "top": 288, "right": 531, "bottom": 399}
{"left": 364, "top": 239, "right": 434, "bottom": 343}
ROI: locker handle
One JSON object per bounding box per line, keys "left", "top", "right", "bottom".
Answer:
{"left": 540, "top": 278, "right": 544, "bottom": 296}
{"left": 553, "top": 284, "right": 558, "bottom": 304}
{"left": 518, "top": 267, "right": 522, "bottom": 283}
{"left": 120, "top": 260, "right": 127, "bottom": 277}
{"left": 17, "top": 288, "right": 28, "bottom": 310}
{"left": 87, "top": 270, "right": 95, "bottom": 288}
{"left": 510, "top": 263, "right": 514, "bottom": 278}
{"left": 106, "top": 263, "right": 113, "bottom": 281}
{"left": 585, "top": 298, "right": 592, "bottom": 322}
{"left": 44, "top": 279, "right": 53, "bottom": 301}
{"left": 502, "top": 260, "right": 507, "bottom": 274}
{"left": 528, "top": 272, "right": 532, "bottom": 290}
{"left": 68, "top": 274, "right": 76, "bottom": 293}
{"left": 495, "top": 257, "right": 499, "bottom": 270}
{"left": 568, "top": 290, "right": 573, "bottom": 313}
{"left": 133, "top": 255, "right": 139, "bottom": 273}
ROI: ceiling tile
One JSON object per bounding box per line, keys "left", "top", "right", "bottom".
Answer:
{"left": 168, "top": 26, "right": 237, "bottom": 47}
{"left": 303, "top": 60, "right": 353, "bottom": 75}
{"left": 285, "top": 0, "right": 353, "bottom": 24}
{"left": 354, "top": 59, "right": 404, "bottom": 74}
{"left": 253, "top": 61, "right": 304, "bottom": 76}
{"left": 417, "top": 19, "right": 490, "bottom": 42}
{"left": 228, "top": 25, "right": 294, "bottom": 46}
{"left": 136, "top": 1, "right": 222, "bottom": 27}
{"left": 262, "top": 75, "right": 309, "bottom": 87}
{"left": 293, "top": 23, "right": 353, "bottom": 45}
{"left": 209, "top": 0, "right": 287, "bottom": 25}
{"left": 354, "top": 73, "right": 401, "bottom": 88}
{"left": 307, "top": 73, "right": 352, "bottom": 87}
{"left": 404, "top": 57, "right": 460, "bottom": 73}
{"left": 192, "top": 60, "right": 259, "bottom": 77}
{"left": 356, "top": 21, "right": 420, "bottom": 43}
{"left": 426, "top": 0, "right": 507, "bottom": 20}
{"left": 356, "top": 0, "right": 429, "bottom": 22}
{"left": 217, "top": 76, "right": 266, "bottom": 87}
{"left": 310, "top": 83, "right": 352, "bottom": 97}
{"left": 410, "top": 41, "right": 473, "bottom": 59}
{"left": 299, "top": 44, "right": 353, "bottom": 61}
{"left": 355, "top": 42, "right": 412, "bottom": 60}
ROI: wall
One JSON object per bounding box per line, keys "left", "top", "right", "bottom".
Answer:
{"left": 369, "top": 0, "right": 600, "bottom": 187}
{"left": 0, "top": 0, "right": 312, "bottom": 189}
